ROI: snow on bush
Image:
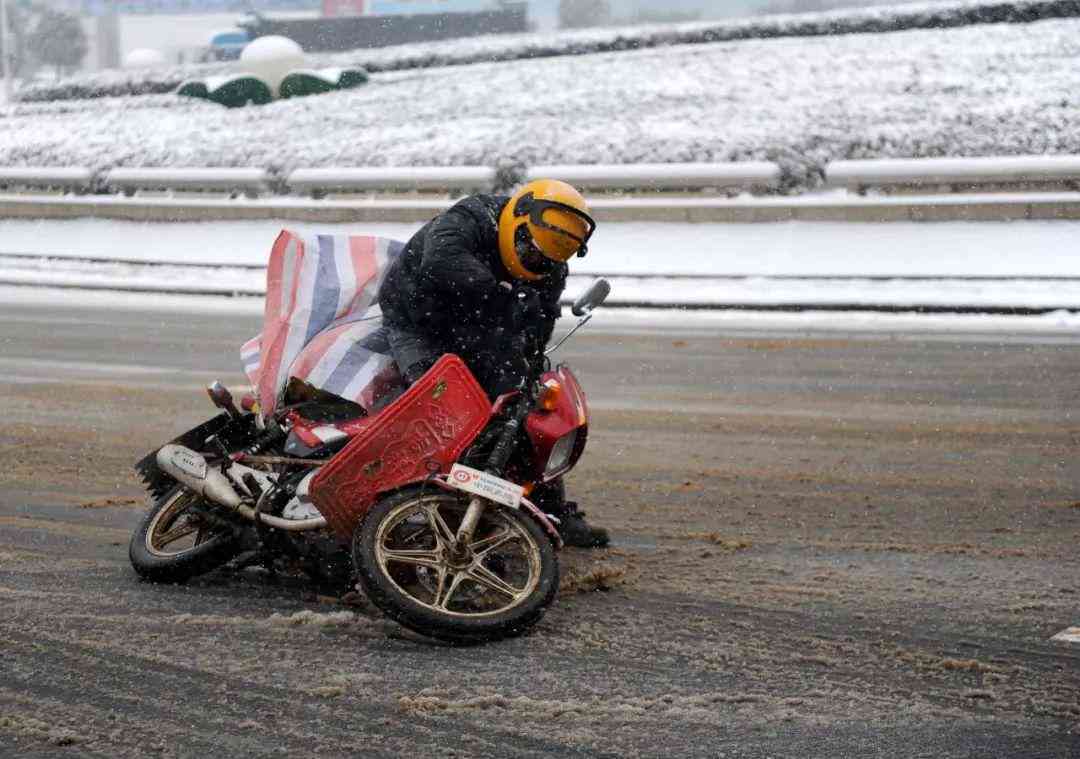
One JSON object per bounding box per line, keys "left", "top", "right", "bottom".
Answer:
{"left": 124, "top": 49, "right": 169, "bottom": 70}
{"left": 0, "top": 17, "right": 1077, "bottom": 191}
{"left": 239, "top": 35, "right": 306, "bottom": 96}
{"left": 14, "top": 0, "right": 1080, "bottom": 104}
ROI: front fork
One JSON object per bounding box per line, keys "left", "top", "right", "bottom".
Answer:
{"left": 456, "top": 496, "right": 487, "bottom": 547}
{"left": 452, "top": 395, "right": 530, "bottom": 547}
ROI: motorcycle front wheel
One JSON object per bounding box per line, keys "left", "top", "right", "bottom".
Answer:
{"left": 353, "top": 486, "right": 559, "bottom": 644}
{"left": 129, "top": 487, "right": 240, "bottom": 584}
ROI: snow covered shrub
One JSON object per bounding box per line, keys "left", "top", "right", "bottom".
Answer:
{"left": 14, "top": 0, "right": 1080, "bottom": 104}
{"left": 2, "top": 13, "right": 1078, "bottom": 192}
{"left": 493, "top": 159, "right": 528, "bottom": 194}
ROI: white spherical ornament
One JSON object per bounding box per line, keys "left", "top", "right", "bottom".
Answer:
{"left": 124, "top": 48, "right": 167, "bottom": 69}
{"left": 240, "top": 36, "right": 305, "bottom": 97}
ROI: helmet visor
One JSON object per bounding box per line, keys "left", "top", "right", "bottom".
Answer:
{"left": 515, "top": 194, "right": 597, "bottom": 258}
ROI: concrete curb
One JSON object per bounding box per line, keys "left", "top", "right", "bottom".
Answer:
{"left": 0, "top": 195, "right": 449, "bottom": 224}
{"left": 2, "top": 192, "right": 1080, "bottom": 223}
{"left": 588, "top": 194, "right": 1080, "bottom": 222}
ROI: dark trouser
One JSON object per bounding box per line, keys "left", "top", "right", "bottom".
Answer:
{"left": 383, "top": 325, "right": 443, "bottom": 385}
{"left": 376, "top": 322, "right": 522, "bottom": 399}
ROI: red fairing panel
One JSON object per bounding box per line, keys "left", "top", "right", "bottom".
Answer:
{"left": 525, "top": 365, "right": 589, "bottom": 482}
{"left": 287, "top": 410, "right": 375, "bottom": 450}
{"left": 309, "top": 355, "right": 492, "bottom": 539}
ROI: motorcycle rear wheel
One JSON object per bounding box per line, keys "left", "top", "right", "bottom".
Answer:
{"left": 353, "top": 487, "right": 559, "bottom": 644}
{"left": 129, "top": 487, "right": 240, "bottom": 584}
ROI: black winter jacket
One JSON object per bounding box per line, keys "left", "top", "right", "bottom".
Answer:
{"left": 378, "top": 194, "right": 567, "bottom": 359}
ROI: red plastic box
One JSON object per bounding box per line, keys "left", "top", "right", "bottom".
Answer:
{"left": 309, "top": 354, "right": 492, "bottom": 539}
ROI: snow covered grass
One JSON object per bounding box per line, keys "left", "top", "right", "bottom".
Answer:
{"left": 0, "top": 15, "right": 1077, "bottom": 184}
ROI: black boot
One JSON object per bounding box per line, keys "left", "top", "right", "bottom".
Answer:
{"left": 555, "top": 501, "right": 610, "bottom": 549}
{"left": 531, "top": 481, "right": 610, "bottom": 549}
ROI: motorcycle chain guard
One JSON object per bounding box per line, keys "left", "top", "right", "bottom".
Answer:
{"left": 309, "top": 355, "right": 492, "bottom": 539}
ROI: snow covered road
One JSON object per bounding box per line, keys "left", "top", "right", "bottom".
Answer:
{"left": 1, "top": 295, "right": 1077, "bottom": 758}
{"left": 1, "top": 218, "right": 1079, "bottom": 325}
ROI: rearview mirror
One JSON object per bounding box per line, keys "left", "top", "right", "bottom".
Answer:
{"left": 571, "top": 278, "right": 611, "bottom": 317}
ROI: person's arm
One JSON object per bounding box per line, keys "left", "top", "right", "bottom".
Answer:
{"left": 418, "top": 205, "right": 501, "bottom": 318}
{"left": 533, "top": 264, "right": 568, "bottom": 349}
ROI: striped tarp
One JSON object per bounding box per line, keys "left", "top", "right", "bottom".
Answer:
{"left": 241, "top": 230, "right": 405, "bottom": 415}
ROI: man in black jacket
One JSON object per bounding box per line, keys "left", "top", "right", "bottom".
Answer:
{"left": 376, "top": 179, "right": 609, "bottom": 548}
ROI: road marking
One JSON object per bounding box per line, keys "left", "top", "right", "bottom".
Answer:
{"left": 0, "top": 356, "right": 220, "bottom": 378}
{"left": 1051, "top": 627, "right": 1080, "bottom": 645}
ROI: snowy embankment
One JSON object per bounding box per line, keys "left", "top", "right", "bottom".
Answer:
{"left": 4, "top": 257, "right": 1075, "bottom": 313}
{"left": 1, "top": 17, "right": 1077, "bottom": 189}
{"left": 3, "top": 283, "right": 1078, "bottom": 337}
{"left": 15, "top": 0, "right": 1080, "bottom": 103}
{"left": 1, "top": 219, "right": 1079, "bottom": 322}
{"left": 3, "top": 217, "right": 1079, "bottom": 276}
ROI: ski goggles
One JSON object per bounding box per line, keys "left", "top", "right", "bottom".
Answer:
{"left": 513, "top": 193, "right": 597, "bottom": 259}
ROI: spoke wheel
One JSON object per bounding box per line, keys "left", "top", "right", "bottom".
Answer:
{"left": 144, "top": 490, "right": 216, "bottom": 558}
{"left": 129, "top": 487, "right": 239, "bottom": 584}
{"left": 354, "top": 487, "right": 558, "bottom": 644}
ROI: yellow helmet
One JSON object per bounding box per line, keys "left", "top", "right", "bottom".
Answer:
{"left": 498, "top": 179, "right": 596, "bottom": 281}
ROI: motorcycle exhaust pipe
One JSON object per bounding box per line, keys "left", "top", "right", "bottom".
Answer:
{"left": 157, "top": 445, "right": 243, "bottom": 509}
{"left": 155, "top": 445, "right": 327, "bottom": 532}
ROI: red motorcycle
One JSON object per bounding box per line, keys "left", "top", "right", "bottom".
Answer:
{"left": 130, "top": 279, "right": 611, "bottom": 643}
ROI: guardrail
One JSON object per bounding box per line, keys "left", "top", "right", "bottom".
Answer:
{"left": 826, "top": 156, "right": 1080, "bottom": 194}
{"left": 1, "top": 157, "right": 1080, "bottom": 223}
{"left": 3, "top": 156, "right": 1078, "bottom": 199}
{"left": 525, "top": 162, "right": 781, "bottom": 192}
{"left": 104, "top": 167, "right": 271, "bottom": 196}
{"left": 285, "top": 166, "right": 496, "bottom": 196}
{"left": 2, "top": 192, "right": 1079, "bottom": 224}
{"left": 0, "top": 167, "right": 95, "bottom": 193}
{"left": 0, "top": 161, "right": 787, "bottom": 198}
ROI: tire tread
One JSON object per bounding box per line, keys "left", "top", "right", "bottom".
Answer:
{"left": 128, "top": 488, "right": 239, "bottom": 584}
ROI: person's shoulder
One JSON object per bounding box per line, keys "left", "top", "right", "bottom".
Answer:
{"left": 450, "top": 193, "right": 508, "bottom": 214}
{"left": 443, "top": 194, "right": 509, "bottom": 230}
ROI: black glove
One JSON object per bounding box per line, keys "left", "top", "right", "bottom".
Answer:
{"left": 508, "top": 287, "right": 548, "bottom": 361}
{"left": 511, "top": 286, "right": 544, "bottom": 330}
{"left": 487, "top": 349, "right": 531, "bottom": 397}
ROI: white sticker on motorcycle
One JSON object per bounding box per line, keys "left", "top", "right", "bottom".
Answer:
{"left": 448, "top": 464, "right": 524, "bottom": 509}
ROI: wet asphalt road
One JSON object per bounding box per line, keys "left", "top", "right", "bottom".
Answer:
{"left": 1, "top": 297, "right": 1079, "bottom": 758}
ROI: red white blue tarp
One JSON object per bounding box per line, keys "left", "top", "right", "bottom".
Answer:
{"left": 241, "top": 230, "right": 405, "bottom": 414}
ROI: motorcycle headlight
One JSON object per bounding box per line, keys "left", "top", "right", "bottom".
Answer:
{"left": 544, "top": 429, "right": 579, "bottom": 478}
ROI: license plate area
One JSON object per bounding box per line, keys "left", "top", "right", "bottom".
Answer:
{"left": 448, "top": 464, "right": 523, "bottom": 509}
